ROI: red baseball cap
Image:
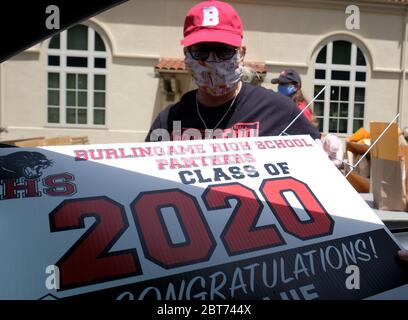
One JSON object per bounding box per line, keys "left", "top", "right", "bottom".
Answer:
{"left": 181, "top": 0, "right": 243, "bottom": 47}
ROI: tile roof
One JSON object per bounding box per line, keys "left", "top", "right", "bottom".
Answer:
{"left": 155, "top": 58, "right": 267, "bottom": 74}
{"left": 155, "top": 58, "right": 186, "bottom": 71}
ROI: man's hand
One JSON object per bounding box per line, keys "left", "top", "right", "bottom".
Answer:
{"left": 316, "top": 134, "right": 343, "bottom": 168}
{"left": 398, "top": 250, "right": 408, "bottom": 263}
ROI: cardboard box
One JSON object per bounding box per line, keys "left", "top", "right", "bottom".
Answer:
{"left": 370, "top": 122, "right": 407, "bottom": 211}
{"left": 345, "top": 141, "right": 371, "bottom": 193}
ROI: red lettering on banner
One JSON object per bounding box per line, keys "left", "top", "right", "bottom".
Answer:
{"left": 105, "top": 149, "right": 119, "bottom": 160}
{"left": 155, "top": 153, "right": 256, "bottom": 170}
{"left": 43, "top": 173, "right": 77, "bottom": 197}
{"left": 202, "top": 183, "right": 286, "bottom": 255}
{"left": 74, "top": 150, "right": 88, "bottom": 161}
{"left": 89, "top": 150, "right": 104, "bottom": 160}
{"left": 50, "top": 197, "right": 141, "bottom": 289}
{"left": 301, "top": 138, "right": 314, "bottom": 147}
{"left": 1, "top": 178, "right": 40, "bottom": 200}
{"left": 131, "top": 189, "right": 216, "bottom": 268}
{"left": 118, "top": 148, "right": 135, "bottom": 159}
{"left": 254, "top": 139, "right": 315, "bottom": 150}
{"left": 210, "top": 142, "right": 252, "bottom": 153}
{"left": 48, "top": 176, "right": 335, "bottom": 290}
{"left": 260, "top": 177, "right": 334, "bottom": 240}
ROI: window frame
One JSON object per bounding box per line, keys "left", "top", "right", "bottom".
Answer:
{"left": 46, "top": 25, "right": 108, "bottom": 128}
{"left": 313, "top": 41, "right": 368, "bottom": 135}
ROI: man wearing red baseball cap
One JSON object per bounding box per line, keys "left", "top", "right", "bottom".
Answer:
{"left": 144, "top": 0, "right": 408, "bottom": 271}
{"left": 146, "top": 0, "right": 320, "bottom": 143}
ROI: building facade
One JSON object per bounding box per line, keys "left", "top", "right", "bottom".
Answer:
{"left": 0, "top": 0, "right": 407, "bottom": 144}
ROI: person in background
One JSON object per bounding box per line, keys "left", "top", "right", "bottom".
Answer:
{"left": 271, "top": 69, "right": 345, "bottom": 167}
{"left": 271, "top": 69, "right": 318, "bottom": 128}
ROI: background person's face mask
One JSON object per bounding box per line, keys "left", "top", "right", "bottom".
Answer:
{"left": 278, "top": 84, "right": 297, "bottom": 97}
{"left": 185, "top": 51, "right": 244, "bottom": 96}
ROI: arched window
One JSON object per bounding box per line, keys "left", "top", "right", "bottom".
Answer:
{"left": 47, "top": 24, "right": 107, "bottom": 126}
{"left": 313, "top": 40, "right": 367, "bottom": 134}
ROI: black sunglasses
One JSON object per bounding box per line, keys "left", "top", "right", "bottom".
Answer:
{"left": 188, "top": 45, "right": 238, "bottom": 61}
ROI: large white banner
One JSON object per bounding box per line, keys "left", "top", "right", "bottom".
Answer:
{"left": 0, "top": 135, "right": 407, "bottom": 300}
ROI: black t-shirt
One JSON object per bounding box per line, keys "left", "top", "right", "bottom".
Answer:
{"left": 145, "top": 83, "right": 320, "bottom": 141}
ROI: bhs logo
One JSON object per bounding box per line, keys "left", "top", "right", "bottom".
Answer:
{"left": 0, "top": 151, "right": 53, "bottom": 179}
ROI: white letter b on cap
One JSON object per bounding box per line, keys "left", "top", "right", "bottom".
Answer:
{"left": 202, "top": 7, "right": 219, "bottom": 26}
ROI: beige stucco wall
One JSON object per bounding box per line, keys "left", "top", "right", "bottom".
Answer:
{"left": 3, "top": 52, "right": 44, "bottom": 128}
{"left": 108, "top": 58, "right": 160, "bottom": 133}
{"left": 0, "top": 0, "right": 406, "bottom": 144}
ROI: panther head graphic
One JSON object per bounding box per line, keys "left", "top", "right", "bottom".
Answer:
{"left": 0, "top": 151, "right": 53, "bottom": 179}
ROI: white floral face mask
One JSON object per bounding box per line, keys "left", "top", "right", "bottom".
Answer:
{"left": 185, "top": 51, "right": 244, "bottom": 96}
